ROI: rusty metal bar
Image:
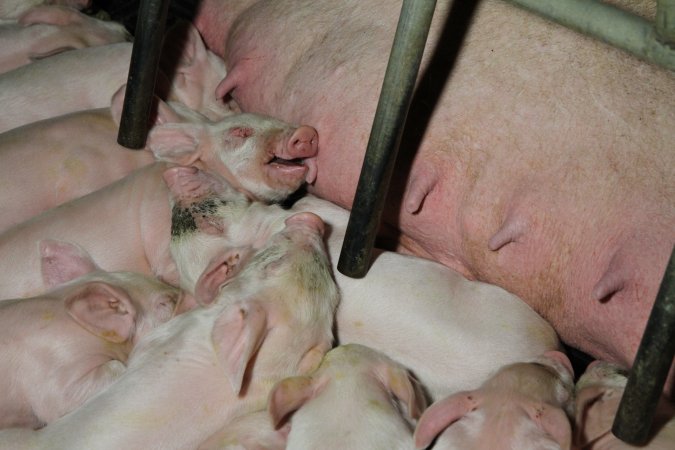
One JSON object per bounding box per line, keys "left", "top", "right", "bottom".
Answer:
{"left": 612, "top": 246, "right": 675, "bottom": 445}
{"left": 116, "top": 0, "right": 170, "bottom": 149}
{"left": 337, "top": 0, "right": 437, "bottom": 278}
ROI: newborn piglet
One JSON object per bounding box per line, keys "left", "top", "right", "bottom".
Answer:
{"left": 0, "top": 239, "right": 182, "bottom": 429}
{"left": 268, "top": 343, "right": 427, "bottom": 450}
{"left": 414, "top": 351, "right": 575, "bottom": 449}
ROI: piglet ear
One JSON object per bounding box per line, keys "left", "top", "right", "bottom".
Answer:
{"left": 39, "top": 239, "right": 100, "bottom": 288}
{"left": 111, "top": 84, "right": 186, "bottom": 128}
{"left": 147, "top": 123, "right": 204, "bottom": 165}
{"left": 268, "top": 375, "right": 317, "bottom": 428}
{"left": 162, "top": 21, "right": 204, "bottom": 69}
{"left": 212, "top": 302, "right": 268, "bottom": 395}
{"left": 297, "top": 342, "right": 331, "bottom": 375}
{"left": 573, "top": 385, "right": 616, "bottom": 447}
{"left": 528, "top": 403, "right": 573, "bottom": 450}
{"left": 377, "top": 363, "right": 428, "bottom": 420}
{"left": 195, "top": 248, "right": 249, "bottom": 305}
{"left": 413, "top": 391, "right": 478, "bottom": 450}
{"left": 65, "top": 282, "right": 137, "bottom": 343}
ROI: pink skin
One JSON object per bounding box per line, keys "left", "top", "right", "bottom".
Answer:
{"left": 0, "top": 239, "right": 181, "bottom": 429}
{"left": 0, "top": 85, "right": 214, "bottom": 235}
{"left": 0, "top": 162, "right": 177, "bottom": 300}
{"left": 0, "top": 21, "right": 229, "bottom": 133}
{"left": 414, "top": 351, "right": 575, "bottom": 450}
{"left": 0, "top": 137, "right": 316, "bottom": 300}
{"left": 9, "top": 194, "right": 338, "bottom": 449}
{"left": 8, "top": 198, "right": 339, "bottom": 450}
{"left": 0, "top": 108, "right": 153, "bottom": 234}
{"left": 0, "top": 5, "right": 130, "bottom": 74}
{"left": 148, "top": 113, "right": 318, "bottom": 203}
{"left": 195, "top": 0, "right": 675, "bottom": 377}
{"left": 197, "top": 411, "right": 289, "bottom": 450}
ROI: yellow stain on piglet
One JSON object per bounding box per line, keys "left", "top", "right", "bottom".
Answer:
{"left": 51, "top": 155, "right": 89, "bottom": 201}
{"left": 63, "top": 155, "right": 87, "bottom": 178}
{"left": 368, "top": 398, "right": 387, "bottom": 412}
{"left": 41, "top": 311, "right": 55, "bottom": 321}
{"left": 101, "top": 330, "right": 121, "bottom": 340}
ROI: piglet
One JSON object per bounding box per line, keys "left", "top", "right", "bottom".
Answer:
{"left": 197, "top": 411, "right": 289, "bottom": 450}
{"left": 267, "top": 343, "right": 427, "bottom": 450}
{"left": 574, "top": 361, "right": 675, "bottom": 449}
{"left": 0, "top": 239, "right": 182, "bottom": 429}
{"left": 3, "top": 209, "right": 338, "bottom": 449}
{"left": 0, "top": 5, "right": 130, "bottom": 74}
{"left": 0, "top": 113, "right": 318, "bottom": 300}
{"left": 0, "top": 21, "right": 230, "bottom": 133}
{"left": 148, "top": 112, "right": 318, "bottom": 202}
{"left": 0, "top": 0, "right": 89, "bottom": 19}
{"left": 0, "top": 87, "right": 208, "bottom": 234}
{"left": 414, "top": 351, "right": 575, "bottom": 450}
{"left": 163, "top": 169, "right": 562, "bottom": 403}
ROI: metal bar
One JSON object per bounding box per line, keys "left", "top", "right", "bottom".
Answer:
{"left": 337, "top": 0, "right": 437, "bottom": 278}
{"left": 656, "top": 0, "right": 675, "bottom": 46}
{"left": 612, "top": 246, "right": 675, "bottom": 445}
{"left": 504, "top": 0, "right": 675, "bottom": 71}
{"left": 116, "top": 0, "right": 171, "bottom": 149}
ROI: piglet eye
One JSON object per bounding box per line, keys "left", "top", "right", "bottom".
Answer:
{"left": 229, "top": 127, "right": 254, "bottom": 138}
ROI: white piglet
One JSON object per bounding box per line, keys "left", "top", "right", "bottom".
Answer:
{"left": 0, "top": 239, "right": 182, "bottom": 429}
{"left": 0, "top": 206, "right": 339, "bottom": 449}
{"left": 268, "top": 343, "right": 427, "bottom": 450}
{"left": 0, "top": 21, "right": 230, "bottom": 133}
{"left": 0, "top": 5, "right": 130, "bottom": 74}
{"left": 414, "top": 351, "right": 575, "bottom": 450}
{"left": 0, "top": 0, "right": 88, "bottom": 19}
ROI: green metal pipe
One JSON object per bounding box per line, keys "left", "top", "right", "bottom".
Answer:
{"left": 656, "top": 0, "right": 675, "bottom": 45}
{"left": 612, "top": 246, "right": 675, "bottom": 445}
{"left": 337, "top": 0, "right": 437, "bottom": 278}
{"left": 503, "top": 0, "right": 675, "bottom": 71}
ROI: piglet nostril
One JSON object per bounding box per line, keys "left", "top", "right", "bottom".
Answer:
{"left": 289, "top": 126, "right": 319, "bottom": 157}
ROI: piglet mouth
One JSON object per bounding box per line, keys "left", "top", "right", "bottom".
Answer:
{"left": 266, "top": 155, "right": 318, "bottom": 185}
{"left": 265, "top": 125, "right": 319, "bottom": 185}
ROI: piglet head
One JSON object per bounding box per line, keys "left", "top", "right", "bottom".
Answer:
{"left": 414, "top": 352, "right": 575, "bottom": 450}
{"left": 39, "top": 240, "right": 182, "bottom": 347}
{"left": 164, "top": 165, "right": 306, "bottom": 297}
{"left": 149, "top": 113, "right": 318, "bottom": 203}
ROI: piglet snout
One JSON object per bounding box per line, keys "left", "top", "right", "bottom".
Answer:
{"left": 289, "top": 126, "right": 318, "bottom": 158}
{"left": 285, "top": 212, "right": 324, "bottom": 236}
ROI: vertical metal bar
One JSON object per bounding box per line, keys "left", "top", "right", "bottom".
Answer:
{"left": 337, "top": 0, "right": 437, "bottom": 278}
{"left": 612, "top": 246, "right": 675, "bottom": 445}
{"left": 656, "top": 0, "right": 675, "bottom": 46}
{"left": 116, "top": 0, "right": 171, "bottom": 149}
{"left": 504, "top": 0, "right": 675, "bottom": 71}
